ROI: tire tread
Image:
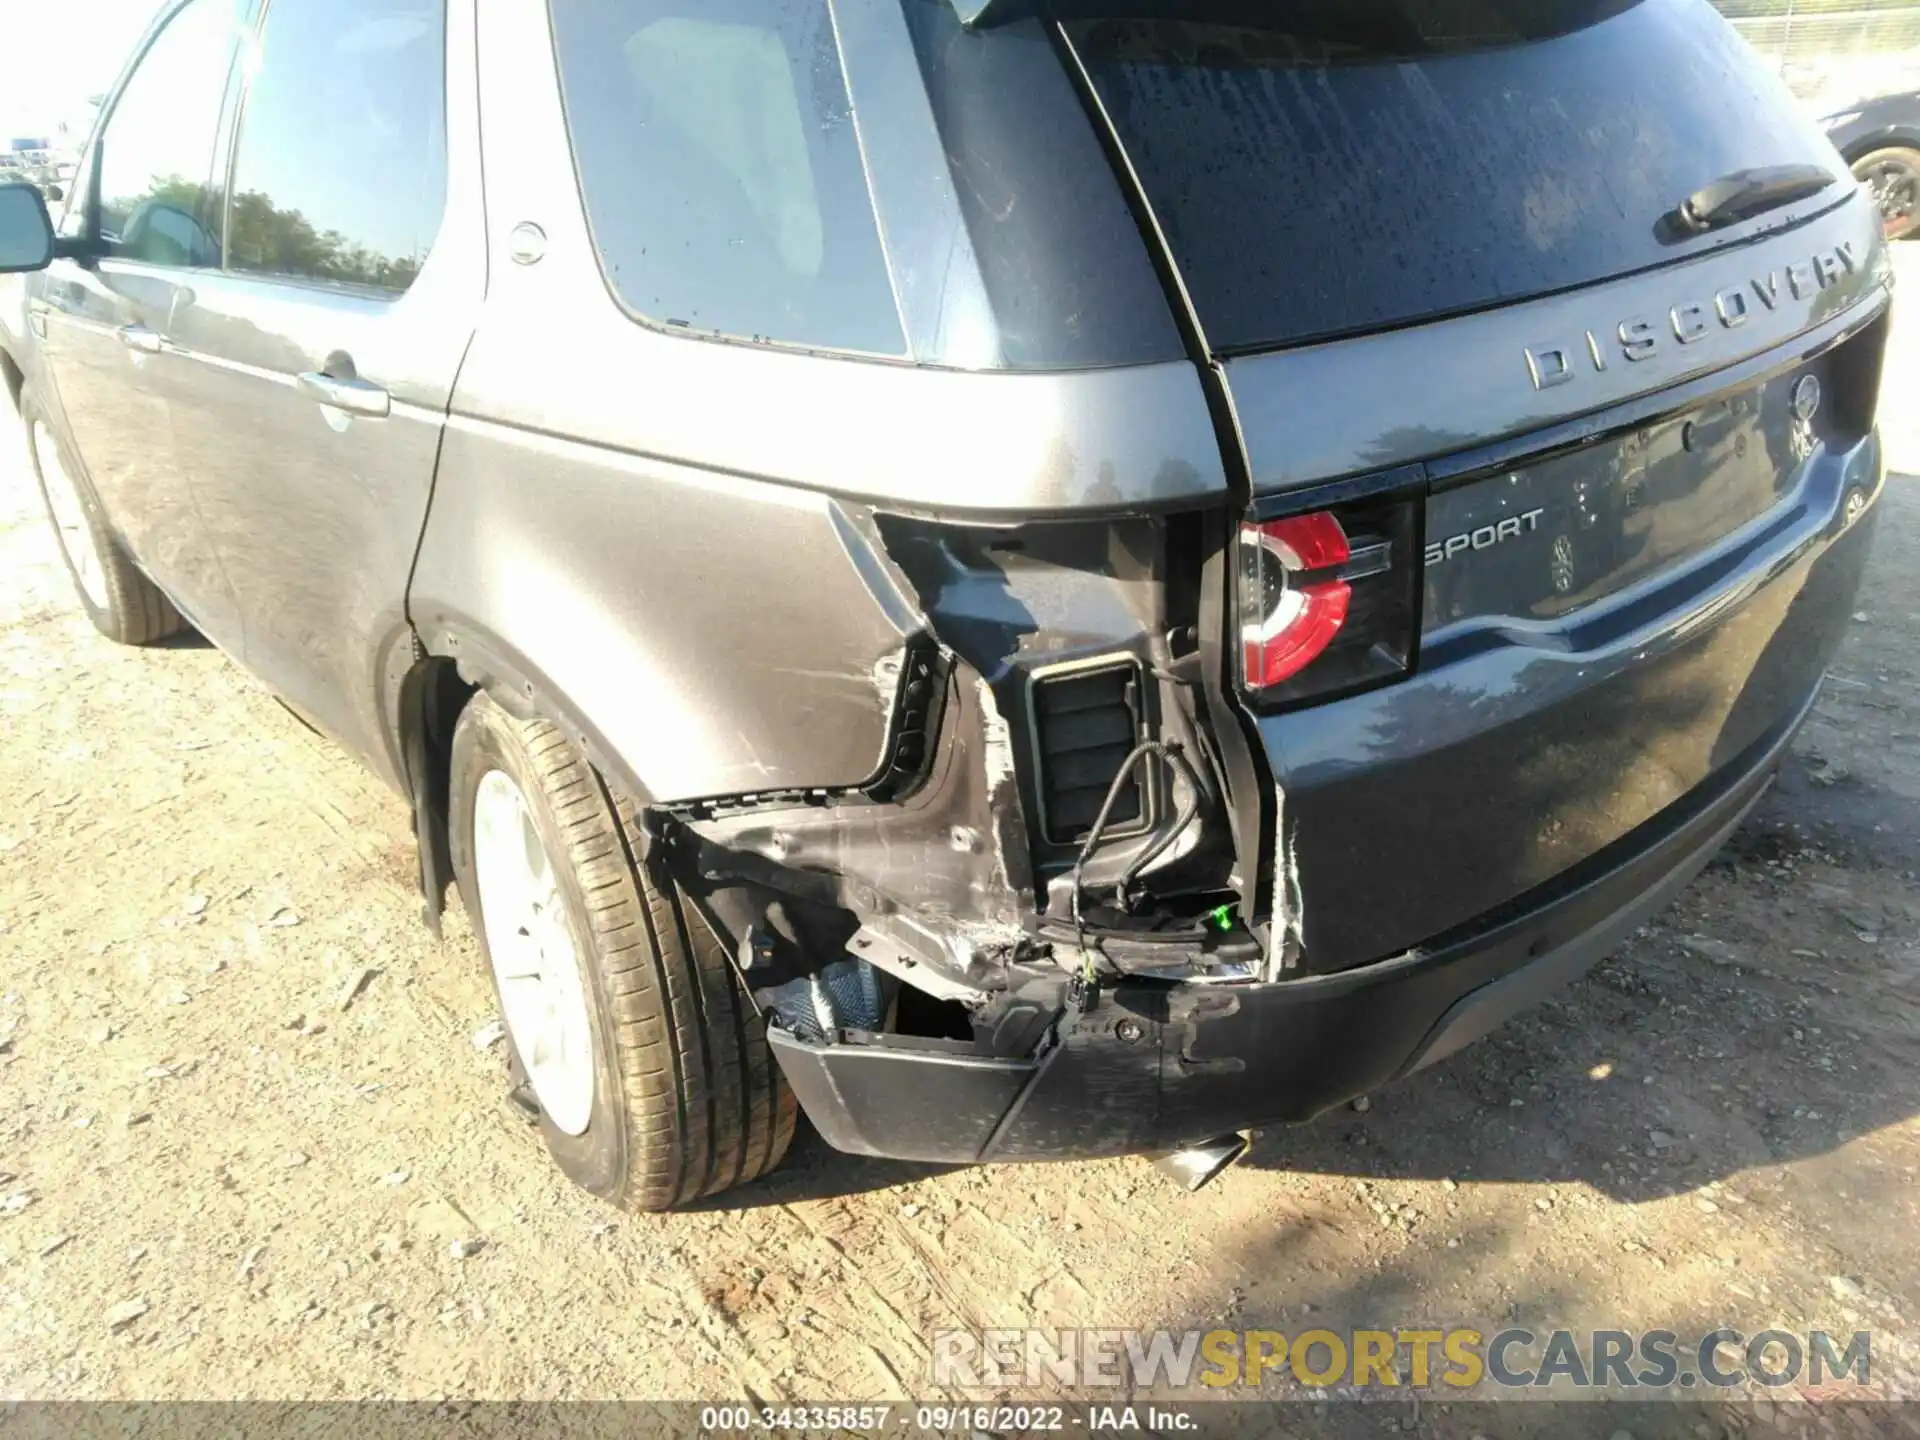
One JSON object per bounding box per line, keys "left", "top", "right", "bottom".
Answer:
{"left": 467, "top": 700, "right": 792, "bottom": 1211}
{"left": 22, "top": 401, "right": 183, "bottom": 647}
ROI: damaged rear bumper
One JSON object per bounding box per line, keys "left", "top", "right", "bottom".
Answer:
{"left": 768, "top": 690, "right": 1802, "bottom": 1164}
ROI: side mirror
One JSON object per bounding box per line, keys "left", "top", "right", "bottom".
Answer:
{"left": 0, "top": 183, "right": 55, "bottom": 273}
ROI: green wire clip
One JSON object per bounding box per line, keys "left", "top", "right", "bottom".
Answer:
{"left": 1209, "top": 904, "right": 1236, "bottom": 933}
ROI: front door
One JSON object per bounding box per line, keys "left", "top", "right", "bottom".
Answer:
{"left": 163, "top": 0, "right": 476, "bottom": 786}
{"left": 33, "top": 0, "right": 248, "bottom": 645}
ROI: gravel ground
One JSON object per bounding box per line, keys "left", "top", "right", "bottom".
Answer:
{"left": 0, "top": 253, "right": 1917, "bottom": 1417}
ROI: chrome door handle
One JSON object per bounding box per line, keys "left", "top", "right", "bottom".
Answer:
{"left": 297, "top": 371, "right": 390, "bottom": 418}
{"left": 117, "top": 323, "right": 163, "bottom": 354}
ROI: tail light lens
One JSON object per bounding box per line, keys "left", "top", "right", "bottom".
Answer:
{"left": 1238, "top": 485, "right": 1422, "bottom": 709}
{"left": 1240, "top": 513, "right": 1354, "bottom": 688}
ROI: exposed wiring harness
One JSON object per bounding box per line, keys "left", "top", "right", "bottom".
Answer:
{"left": 1067, "top": 739, "right": 1208, "bottom": 1000}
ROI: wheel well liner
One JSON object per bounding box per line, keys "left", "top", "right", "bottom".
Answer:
{"left": 394, "top": 618, "right": 669, "bottom": 930}
{"left": 394, "top": 654, "right": 473, "bottom": 933}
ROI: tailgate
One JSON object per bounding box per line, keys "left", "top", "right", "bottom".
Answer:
{"left": 1056, "top": 1, "right": 1894, "bottom": 970}
{"left": 1423, "top": 342, "right": 1867, "bottom": 632}
{"left": 1218, "top": 198, "right": 1886, "bottom": 499}
{"left": 1248, "top": 218, "right": 1891, "bottom": 969}
{"left": 1241, "top": 195, "right": 1890, "bottom": 971}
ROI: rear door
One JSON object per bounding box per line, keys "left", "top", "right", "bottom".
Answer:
{"left": 163, "top": 0, "right": 482, "bottom": 787}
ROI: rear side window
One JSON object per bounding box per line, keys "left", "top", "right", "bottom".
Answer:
{"left": 550, "top": 0, "right": 906, "bottom": 356}
{"left": 227, "top": 0, "right": 447, "bottom": 293}
{"left": 1069, "top": 0, "right": 1845, "bottom": 354}
{"left": 96, "top": 0, "right": 248, "bottom": 268}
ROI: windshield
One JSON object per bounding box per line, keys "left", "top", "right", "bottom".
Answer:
{"left": 1066, "top": 0, "right": 1847, "bottom": 354}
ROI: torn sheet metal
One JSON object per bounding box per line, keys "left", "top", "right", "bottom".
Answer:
{"left": 1267, "top": 781, "right": 1304, "bottom": 981}
{"left": 684, "top": 668, "right": 1037, "bottom": 998}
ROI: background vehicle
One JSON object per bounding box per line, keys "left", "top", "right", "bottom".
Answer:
{"left": 0, "top": 0, "right": 1892, "bottom": 1209}
{"left": 4, "top": 141, "right": 57, "bottom": 200}
{"left": 1825, "top": 89, "right": 1920, "bottom": 236}
{"left": 1714, "top": 0, "right": 1920, "bottom": 115}
{"left": 1709, "top": 0, "right": 1920, "bottom": 233}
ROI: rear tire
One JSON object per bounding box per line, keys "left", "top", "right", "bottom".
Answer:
{"left": 448, "top": 692, "right": 795, "bottom": 1210}
{"left": 22, "top": 399, "right": 182, "bottom": 645}
{"left": 1851, "top": 145, "right": 1920, "bottom": 240}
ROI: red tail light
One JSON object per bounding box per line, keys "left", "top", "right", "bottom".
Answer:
{"left": 1240, "top": 514, "right": 1354, "bottom": 688}
{"left": 1236, "top": 486, "right": 1423, "bottom": 709}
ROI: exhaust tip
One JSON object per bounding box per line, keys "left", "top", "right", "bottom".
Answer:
{"left": 1151, "top": 1132, "right": 1251, "bottom": 1193}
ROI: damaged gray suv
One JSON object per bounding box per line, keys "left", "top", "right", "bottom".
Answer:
{"left": 0, "top": 0, "right": 1891, "bottom": 1207}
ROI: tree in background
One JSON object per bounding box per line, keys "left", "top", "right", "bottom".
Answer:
{"left": 106, "top": 172, "right": 420, "bottom": 291}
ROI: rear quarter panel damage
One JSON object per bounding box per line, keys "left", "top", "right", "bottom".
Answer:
{"left": 408, "top": 418, "right": 926, "bottom": 804}
{"left": 683, "top": 671, "right": 1037, "bottom": 998}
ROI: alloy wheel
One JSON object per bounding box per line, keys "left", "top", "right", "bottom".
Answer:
{"left": 472, "top": 768, "right": 596, "bottom": 1136}
{"left": 1856, "top": 154, "right": 1920, "bottom": 239}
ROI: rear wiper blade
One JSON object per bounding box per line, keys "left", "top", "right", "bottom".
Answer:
{"left": 1673, "top": 164, "right": 1836, "bottom": 234}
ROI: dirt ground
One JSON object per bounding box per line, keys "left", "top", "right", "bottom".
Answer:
{"left": 2, "top": 255, "right": 1918, "bottom": 1419}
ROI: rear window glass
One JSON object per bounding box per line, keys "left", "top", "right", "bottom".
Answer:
{"left": 550, "top": 0, "right": 906, "bottom": 357}
{"left": 1068, "top": 0, "right": 1844, "bottom": 354}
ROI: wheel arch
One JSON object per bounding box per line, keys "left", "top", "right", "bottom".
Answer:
{"left": 1839, "top": 127, "right": 1920, "bottom": 163}
{"left": 388, "top": 613, "right": 662, "bottom": 932}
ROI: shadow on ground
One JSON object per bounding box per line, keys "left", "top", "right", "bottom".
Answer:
{"left": 152, "top": 625, "right": 213, "bottom": 650}
{"left": 687, "top": 1129, "right": 957, "bottom": 1210}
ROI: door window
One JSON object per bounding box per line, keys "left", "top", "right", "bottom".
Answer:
{"left": 95, "top": 0, "right": 247, "bottom": 268}
{"left": 226, "top": 0, "right": 447, "bottom": 294}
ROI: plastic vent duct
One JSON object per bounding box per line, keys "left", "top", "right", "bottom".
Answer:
{"left": 1029, "top": 660, "right": 1147, "bottom": 845}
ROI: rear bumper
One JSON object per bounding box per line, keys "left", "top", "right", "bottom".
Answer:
{"left": 771, "top": 428, "right": 1882, "bottom": 1165}
{"left": 772, "top": 676, "right": 1806, "bottom": 1164}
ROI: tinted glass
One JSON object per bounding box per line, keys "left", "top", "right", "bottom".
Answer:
{"left": 228, "top": 0, "right": 446, "bottom": 293}
{"left": 1069, "top": 0, "right": 1845, "bottom": 353}
{"left": 96, "top": 0, "right": 246, "bottom": 268}
{"left": 551, "top": 0, "right": 906, "bottom": 356}
{"left": 895, "top": 1, "right": 1183, "bottom": 369}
